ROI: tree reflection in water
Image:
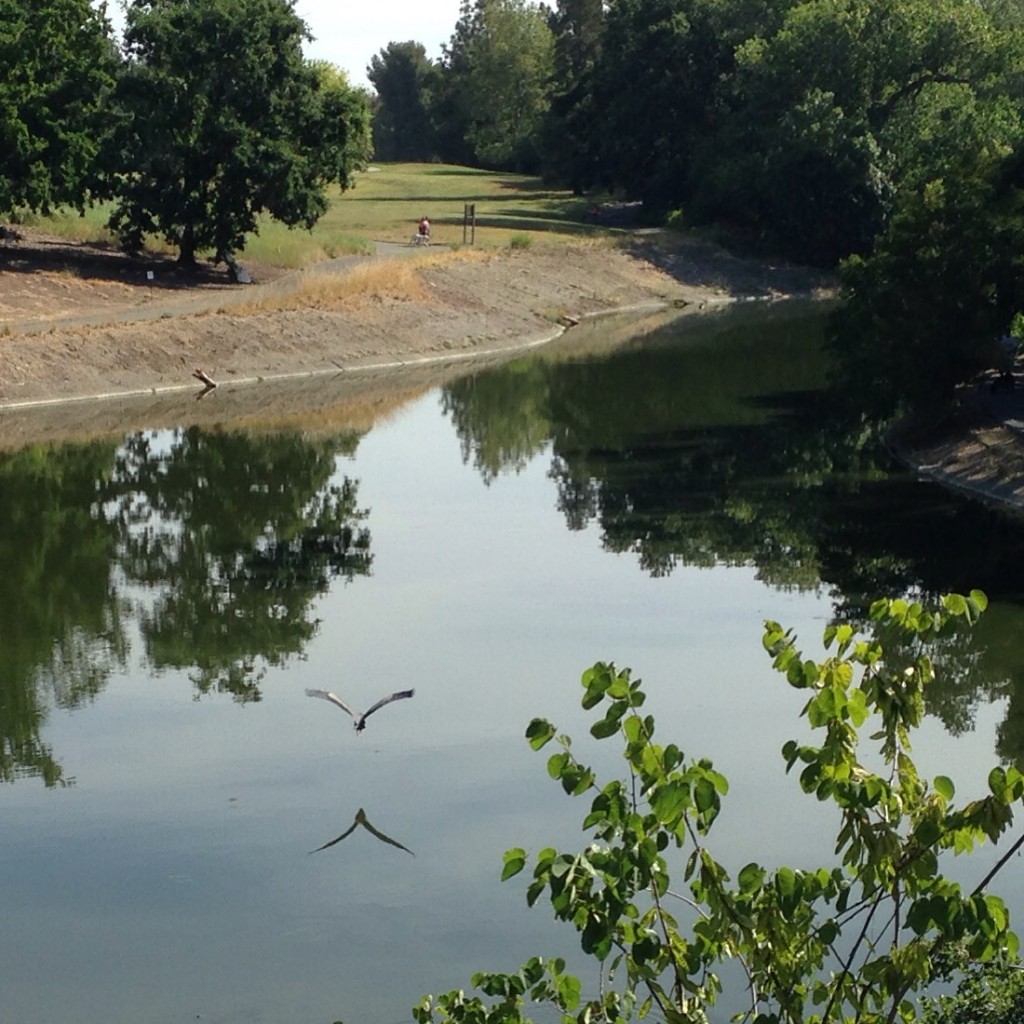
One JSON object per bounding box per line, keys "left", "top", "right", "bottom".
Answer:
{"left": 441, "top": 304, "right": 1024, "bottom": 763}
{"left": 0, "top": 440, "right": 126, "bottom": 786}
{"left": 0, "top": 425, "right": 373, "bottom": 784}
{"left": 100, "top": 427, "right": 373, "bottom": 702}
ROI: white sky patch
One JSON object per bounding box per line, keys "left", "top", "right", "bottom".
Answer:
{"left": 94, "top": 0, "right": 464, "bottom": 90}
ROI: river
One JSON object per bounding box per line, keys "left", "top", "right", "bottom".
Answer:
{"left": 2, "top": 301, "right": 1024, "bottom": 1024}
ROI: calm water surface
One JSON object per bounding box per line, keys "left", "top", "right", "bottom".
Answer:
{"left": 4, "top": 304, "right": 1024, "bottom": 1024}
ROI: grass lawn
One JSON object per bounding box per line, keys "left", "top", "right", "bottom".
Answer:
{"left": 16, "top": 163, "right": 617, "bottom": 269}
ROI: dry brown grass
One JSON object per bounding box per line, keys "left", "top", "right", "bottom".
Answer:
{"left": 239, "top": 248, "right": 491, "bottom": 314}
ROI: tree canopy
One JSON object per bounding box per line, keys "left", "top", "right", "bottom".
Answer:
{"left": 7, "top": 0, "right": 1024, "bottom": 406}
{"left": 0, "top": 0, "right": 117, "bottom": 217}
{"left": 106, "top": 0, "right": 371, "bottom": 263}
{"left": 438, "top": 0, "right": 555, "bottom": 171}
{"left": 367, "top": 41, "right": 439, "bottom": 161}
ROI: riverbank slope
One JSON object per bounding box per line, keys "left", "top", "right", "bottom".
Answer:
{"left": 0, "top": 232, "right": 833, "bottom": 408}
{"left": 889, "top": 381, "right": 1024, "bottom": 514}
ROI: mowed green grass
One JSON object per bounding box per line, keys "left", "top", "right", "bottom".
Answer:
{"left": 20, "top": 163, "right": 610, "bottom": 269}
{"left": 316, "top": 162, "right": 600, "bottom": 251}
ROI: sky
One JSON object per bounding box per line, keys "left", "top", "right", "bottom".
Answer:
{"left": 97, "top": 0, "right": 465, "bottom": 90}
{"left": 295, "top": 0, "right": 463, "bottom": 88}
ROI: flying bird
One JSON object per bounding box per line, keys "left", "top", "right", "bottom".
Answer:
{"left": 305, "top": 687, "right": 415, "bottom": 732}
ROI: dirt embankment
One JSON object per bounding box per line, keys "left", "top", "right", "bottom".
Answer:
{"left": 3, "top": 228, "right": 1023, "bottom": 516}
{"left": 888, "top": 383, "right": 1024, "bottom": 514}
{"left": 0, "top": 230, "right": 834, "bottom": 409}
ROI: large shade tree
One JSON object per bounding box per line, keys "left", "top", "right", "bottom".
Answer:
{"left": 831, "top": 147, "right": 1024, "bottom": 415}
{"left": 593, "top": 0, "right": 785, "bottom": 216}
{"left": 0, "top": 0, "right": 117, "bottom": 217}
{"left": 106, "top": 0, "right": 372, "bottom": 264}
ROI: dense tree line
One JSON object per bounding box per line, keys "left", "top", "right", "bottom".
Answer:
{"left": 0, "top": 0, "right": 372, "bottom": 264}
{"left": 369, "top": 0, "right": 1024, "bottom": 411}
{"left": 6, "top": 0, "right": 1024, "bottom": 407}
{"left": 372, "top": 0, "right": 1023, "bottom": 257}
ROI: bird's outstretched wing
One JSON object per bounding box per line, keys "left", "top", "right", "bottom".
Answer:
{"left": 308, "top": 818, "right": 359, "bottom": 854}
{"left": 361, "top": 689, "right": 415, "bottom": 724}
{"left": 305, "top": 688, "right": 359, "bottom": 721}
{"left": 355, "top": 809, "right": 415, "bottom": 856}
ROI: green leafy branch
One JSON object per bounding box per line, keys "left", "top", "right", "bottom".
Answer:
{"left": 416, "top": 590, "right": 1024, "bottom": 1024}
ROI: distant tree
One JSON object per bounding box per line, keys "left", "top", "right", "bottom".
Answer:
{"left": 0, "top": 0, "right": 117, "bottom": 217}
{"left": 594, "top": 0, "right": 780, "bottom": 215}
{"left": 981, "top": 0, "right": 1024, "bottom": 30}
{"left": 440, "top": 0, "right": 555, "bottom": 171}
{"left": 367, "top": 41, "right": 438, "bottom": 161}
{"left": 540, "top": 0, "right": 605, "bottom": 191}
{"left": 307, "top": 60, "right": 376, "bottom": 178}
{"left": 431, "top": 5, "right": 481, "bottom": 166}
{"left": 105, "top": 0, "right": 372, "bottom": 264}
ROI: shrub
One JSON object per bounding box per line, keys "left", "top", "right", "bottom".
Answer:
{"left": 415, "top": 591, "right": 1024, "bottom": 1024}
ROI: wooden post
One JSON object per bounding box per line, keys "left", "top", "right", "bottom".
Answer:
{"left": 463, "top": 203, "right": 476, "bottom": 245}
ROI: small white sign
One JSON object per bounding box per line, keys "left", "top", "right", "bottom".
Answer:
{"left": 146, "top": 270, "right": 154, "bottom": 281}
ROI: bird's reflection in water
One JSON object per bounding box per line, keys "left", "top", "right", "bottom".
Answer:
{"left": 310, "top": 807, "right": 414, "bottom": 856}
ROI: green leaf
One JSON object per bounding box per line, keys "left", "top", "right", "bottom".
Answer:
{"left": 705, "top": 768, "right": 729, "bottom": 795}
{"left": 607, "top": 670, "right": 632, "bottom": 700}
{"left": 581, "top": 915, "right": 613, "bottom": 960}
{"left": 694, "top": 776, "right": 717, "bottom": 813}
{"left": 622, "top": 715, "right": 643, "bottom": 743}
{"left": 526, "top": 718, "right": 556, "bottom": 750}
{"left": 847, "top": 688, "right": 869, "bottom": 727}
{"left": 738, "top": 862, "right": 765, "bottom": 894}
{"left": 775, "top": 867, "right": 802, "bottom": 915}
{"left": 581, "top": 664, "right": 613, "bottom": 709}
{"left": 651, "top": 781, "right": 689, "bottom": 824}
{"left": 913, "top": 819, "right": 941, "bottom": 848}
{"left": 502, "top": 848, "right": 527, "bottom": 881}
{"left": 590, "top": 715, "right": 620, "bottom": 740}
{"left": 554, "top": 971, "right": 581, "bottom": 1010}
{"left": 934, "top": 775, "right": 955, "bottom": 801}
{"left": 547, "top": 752, "right": 569, "bottom": 780}
{"left": 909, "top": 897, "right": 933, "bottom": 937}
{"left": 989, "top": 766, "right": 1008, "bottom": 800}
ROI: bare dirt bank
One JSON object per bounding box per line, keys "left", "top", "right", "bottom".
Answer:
{"left": 0, "top": 235, "right": 833, "bottom": 407}
{"left": 889, "top": 382, "right": 1024, "bottom": 515}
{"left": 4, "top": 230, "right": 1023, "bottom": 519}
{"left": 0, "top": 234, "right": 835, "bottom": 450}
